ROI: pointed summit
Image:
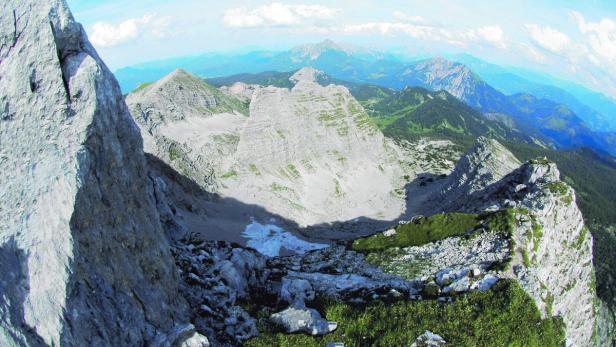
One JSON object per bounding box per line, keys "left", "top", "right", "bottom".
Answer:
{"left": 127, "top": 68, "right": 248, "bottom": 130}
{"left": 133, "top": 68, "right": 203, "bottom": 95}
{"left": 437, "top": 137, "right": 521, "bottom": 208}
{"left": 289, "top": 67, "right": 325, "bottom": 84}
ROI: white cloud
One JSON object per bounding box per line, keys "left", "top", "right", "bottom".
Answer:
{"left": 476, "top": 26, "right": 506, "bottom": 48}
{"left": 572, "top": 12, "right": 616, "bottom": 64}
{"left": 525, "top": 24, "right": 571, "bottom": 53}
{"left": 522, "top": 15, "right": 616, "bottom": 98}
{"left": 222, "top": 2, "right": 340, "bottom": 28}
{"left": 342, "top": 22, "right": 436, "bottom": 40}
{"left": 392, "top": 11, "right": 426, "bottom": 24}
{"left": 342, "top": 21, "right": 506, "bottom": 49}
{"left": 89, "top": 14, "right": 171, "bottom": 48}
{"left": 518, "top": 42, "right": 547, "bottom": 63}
{"left": 569, "top": 12, "right": 616, "bottom": 96}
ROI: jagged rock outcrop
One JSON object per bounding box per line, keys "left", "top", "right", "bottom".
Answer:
{"left": 0, "top": 1, "right": 192, "bottom": 346}
{"left": 432, "top": 139, "right": 597, "bottom": 346}
{"left": 167, "top": 232, "right": 420, "bottom": 344}
{"left": 366, "top": 223, "right": 509, "bottom": 296}
{"left": 437, "top": 137, "right": 520, "bottom": 209}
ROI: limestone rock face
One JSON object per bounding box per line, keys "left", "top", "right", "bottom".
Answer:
{"left": 506, "top": 164, "right": 595, "bottom": 347}
{"left": 437, "top": 136, "right": 521, "bottom": 209}
{"left": 436, "top": 138, "right": 596, "bottom": 346}
{"left": 127, "top": 68, "right": 248, "bottom": 132}
{"left": 0, "top": 1, "right": 188, "bottom": 346}
{"left": 127, "top": 67, "right": 407, "bottom": 227}
{"left": 126, "top": 69, "right": 248, "bottom": 191}
{"left": 227, "top": 69, "right": 405, "bottom": 226}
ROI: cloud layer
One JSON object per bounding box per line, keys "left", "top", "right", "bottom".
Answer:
{"left": 90, "top": 14, "right": 170, "bottom": 48}
{"left": 525, "top": 24, "right": 571, "bottom": 53}
{"left": 218, "top": 2, "right": 616, "bottom": 98}
{"left": 78, "top": 0, "right": 616, "bottom": 99}
{"left": 222, "top": 2, "right": 340, "bottom": 28}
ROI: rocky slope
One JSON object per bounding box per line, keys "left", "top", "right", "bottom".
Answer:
{"left": 127, "top": 67, "right": 414, "bottom": 230}
{"left": 127, "top": 68, "right": 248, "bottom": 191}
{"left": 0, "top": 1, "right": 204, "bottom": 346}
{"left": 434, "top": 139, "right": 596, "bottom": 346}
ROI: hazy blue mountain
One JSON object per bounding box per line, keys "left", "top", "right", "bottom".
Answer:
{"left": 117, "top": 43, "right": 616, "bottom": 136}
{"left": 116, "top": 40, "right": 406, "bottom": 93}
{"left": 357, "top": 57, "right": 615, "bottom": 156}
{"left": 451, "top": 54, "right": 616, "bottom": 131}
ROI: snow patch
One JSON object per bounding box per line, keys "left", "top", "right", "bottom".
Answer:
{"left": 242, "top": 220, "right": 328, "bottom": 257}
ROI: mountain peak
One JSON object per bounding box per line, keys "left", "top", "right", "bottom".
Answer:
{"left": 290, "top": 39, "right": 365, "bottom": 60}
{"left": 289, "top": 67, "right": 324, "bottom": 83}
{"left": 126, "top": 68, "right": 248, "bottom": 131}
{"left": 168, "top": 67, "right": 191, "bottom": 78}
{"left": 158, "top": 68, "right": 201, "bottom": 87}
{"left": 421, "top": 56, "right": 469, "bottom": 71}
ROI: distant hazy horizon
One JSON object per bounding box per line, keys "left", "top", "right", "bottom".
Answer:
{"left": 67, "top": 0, "right": 616, "bottom": 99}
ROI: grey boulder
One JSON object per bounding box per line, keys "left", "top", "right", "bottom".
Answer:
{"left": 270, "top": 306, "right": 337, "bottom": 336}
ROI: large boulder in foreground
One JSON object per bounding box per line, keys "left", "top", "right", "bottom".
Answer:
{"left": 0, "top": 1, "right": 189, "bottom": 346}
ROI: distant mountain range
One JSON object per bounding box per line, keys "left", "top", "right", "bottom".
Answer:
{"left": 115, "top": 40, "right": 616, "bottom": 157}
{"left": 451, "top": 53, "right": 616, "bottom": 131}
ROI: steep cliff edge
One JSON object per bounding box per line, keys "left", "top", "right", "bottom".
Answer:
{"left": 433, "top": 139, "right": 597, "bottom": 346}
{"left": 0, "top": 1, "right": 195, "bottom": 346}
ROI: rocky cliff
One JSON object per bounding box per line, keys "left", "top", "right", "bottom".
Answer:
{"left": 0, "top": 1, "right": 202, "bottom": 346}
{"left": 433, "top": 139, "right": 597, "bottom": 346}
{"left": 127, "top": 67, "right": 411, "bottom": 229}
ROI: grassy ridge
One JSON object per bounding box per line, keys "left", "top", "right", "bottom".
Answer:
{"left": 352, "top": 213, "right": 481, "bottom": 252}
{"left": 353, "top": 86, "right": 533, "bottom": 147}
{"left": 352, "top": 210, "right": 516, "bottom": 253}
{"left": 246, "top": 280, "right": 565, "bottom": 347}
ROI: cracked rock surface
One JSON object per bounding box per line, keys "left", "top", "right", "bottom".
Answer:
{"left": 0, "top": 1, "right": 193, "bottom": 346}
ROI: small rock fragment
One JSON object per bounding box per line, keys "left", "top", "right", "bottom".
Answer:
{"left": 383, "top": 229, "right": 397, "bottom": 237}
{"left": 411, "top": 330, "right": 446, "bottom": 346}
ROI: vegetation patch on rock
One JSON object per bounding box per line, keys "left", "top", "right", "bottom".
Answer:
{"left": 246, "top": 280, "right": 565, "bottom": 347}
{"left": 352, "top": 210, "right": 516, "bottom": 253}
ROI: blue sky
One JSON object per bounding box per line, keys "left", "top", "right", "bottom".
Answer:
{"left": 66, "top": 0, "right": 616, "bottom": 98}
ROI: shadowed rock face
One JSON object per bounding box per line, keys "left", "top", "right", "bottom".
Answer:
{"left": 436, "top": 137, "right": 521, "bottom": 210}
{"left": 0, "top": 1, "right": 189, "bottom": 346}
